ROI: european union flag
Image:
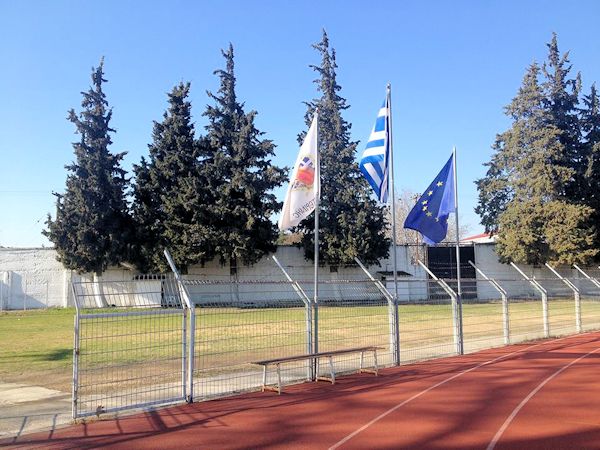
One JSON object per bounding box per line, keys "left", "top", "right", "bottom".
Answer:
{"left": 404, "top": 154, "right": 455, "bottom": 244}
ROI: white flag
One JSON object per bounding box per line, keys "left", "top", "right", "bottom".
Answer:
{"left": 278, "top": 113, "right": 319, "bottom": 230}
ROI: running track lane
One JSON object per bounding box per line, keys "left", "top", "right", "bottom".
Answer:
{"left": 4, "top": 332, "right": 600, "bottom": 449}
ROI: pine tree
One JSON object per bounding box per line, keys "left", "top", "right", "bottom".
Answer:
{"left": 476, "top": 61, "right": 596, "bottom": 264}
{"left": 297, "top": 30, "right": 389, "bottom": 265}
{"left": 474, "top": 150, "right": 513, "bottom": 235}
{"left": 580, "top": 84, "right": 600, "bottom": 251}
{"left": 201, "top": 44, "right": 286, "bottom": 267}
{"left": 581, "top": 84, "right": 600, "bottom": 182}
{"left": 44, "top": 59, "right": 131, "bottom": 274}
{"left": 132, "top": 83, "right": 213, "bottom": 273}
{"left": 495, "top": 63, "right": 572, "bottom": 200}
{"left": 541, "top": 33, "right": 582, "bottom": 199}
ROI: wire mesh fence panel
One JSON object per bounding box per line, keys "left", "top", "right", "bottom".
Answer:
{"left": 578, "top": 277, "right": 600, "bottom": 331}
{"left": 70, "top": 259, "right": 600, "bottom": 417}
{"left": 398, "top": 280, "right": 456, "bottom": 363}
{"left": 72, "top": 275, "right": 187, "bottom": 418}
{"left": 185, "top": 279, "right": 309, "bottom": 399}
{"left": 580, "top": 267, "right": 600, "bottom": 279}
{"left": 536, "top": 276, "right": 578, "bottom": 337}
{"left": 302, "top": 279, "right": 393, "bottom": 375}
{"left": 501, "top": 279, "right": 546, "bottom": 343}
{"left": 461, "top": 279, "right": 506, "bottom": 353}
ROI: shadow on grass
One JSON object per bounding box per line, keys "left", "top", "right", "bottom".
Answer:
{"left": 0, "top": 348, "right": 71, "bottom": 363}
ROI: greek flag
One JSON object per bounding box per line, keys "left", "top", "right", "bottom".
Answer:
{"left": 359, "top": 97, "right": 390, "bottom": 203}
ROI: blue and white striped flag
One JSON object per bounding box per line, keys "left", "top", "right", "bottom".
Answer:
{"left": 359, "top": 97, "right": 390, "bottom": 203}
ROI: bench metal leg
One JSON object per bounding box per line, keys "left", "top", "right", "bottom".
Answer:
{"left": 315, "top": 356, "right": 320, "bottom": 380}
{"left": 358, "top": 349, "right": 379, "bottom": 376}
{"left": 329, "top": 356, "right": 335, "bottom": 384}
{"left": 277, "top": 363, "right": 282, "bottom": 394}
{"left": 262, "top": 365, "right": 267, "bottom": 392}
{"left": 315, "top": 356, "right": 335, "bottom": 384}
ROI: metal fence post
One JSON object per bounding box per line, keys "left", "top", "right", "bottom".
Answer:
{"left": 164, "top": 249, "right": 195, "bottom": 403}
{"left": 418, "top": 260, "right": 462, "bottom": 355}
{"left": 354, "top": 257, "right": 400, "bottom": 366}
{"left": 545, "top": 263, "right": 581, "bottom": 333}
{"left": 313, "top": 301, "right": 319, "bottom": 379}
{"left": 72, "top": 283, "right": 80, "bottom": 419}
{"left": 272, "top": 255, "right": 314, "bottom": 380}
{"left": 511, "top": 262, "right": 549, "bottom": 338}
{"left": 469, "top": 261, "right": 510, "bottom": 345}
{"left": 181, "top": 305, "right": 188, "bottom": 400}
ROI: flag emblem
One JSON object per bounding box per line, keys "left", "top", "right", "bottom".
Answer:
{"left": 293, "top": 155, "right": 316, "bottom": 189}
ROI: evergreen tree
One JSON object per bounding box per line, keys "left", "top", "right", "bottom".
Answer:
{"left": 580, "top": 84, "right": 600, "bottom": 250}
{"left": 541, "top": 33, "right": 582, "bottom": 199}
{"left": 132, "top": 83, "right": 213, "bottom": 273}
{"left": 474, "top": 150, "right": 513, "bottom": 234}
{"left": 581, "top": 84, "right": 600, "bottom": 183}
{"left": 475, "top": 61, "right": 596, "bottom": 264}
{"left": 496, "top": 200, "right": 595, "bottom": 265}
{"left": 297, "top": 30, "right": 389, "bottom": 265}
{"left": 44, "top": 59, "right": 131, "bottom": 274}
{"left": 201, "top": 44, "right": 286, "bottom": 267}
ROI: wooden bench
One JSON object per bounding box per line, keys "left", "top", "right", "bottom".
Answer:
{"left": 253, "top": 346, "right": 381, "bottom": 394}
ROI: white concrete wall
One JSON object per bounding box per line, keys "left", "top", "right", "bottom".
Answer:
{"left": 471, "top": 243, "right": 599, "bottom": 300}
{"left": 180, "top": 246, "right": 421, "bottom": 306}
{"left": 0, "top": 271, "right": 8, "bottom": 310}
{"left": 3, "top": 243, "right": 597, "bottom": 309}
{"left": 0, "top": 248, "right": 73, "bottom": 309}
{"left": 0, "top": 246, "right": 426, "bottom": 309}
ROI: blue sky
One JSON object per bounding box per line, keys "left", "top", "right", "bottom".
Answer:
{"left": 1, "top": 0, "right": 600, "bottom": 247}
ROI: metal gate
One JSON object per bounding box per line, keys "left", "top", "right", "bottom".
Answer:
{"left": 72, "top": 274, "right": 190, "bottom": 418}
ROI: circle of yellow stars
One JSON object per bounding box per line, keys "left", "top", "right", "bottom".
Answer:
{"left": 418, "top": 181, "right": 447, "bottom": 223}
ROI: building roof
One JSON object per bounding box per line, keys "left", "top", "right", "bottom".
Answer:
{"left": 460, "top": 232, "right": 496, "bottom": 244}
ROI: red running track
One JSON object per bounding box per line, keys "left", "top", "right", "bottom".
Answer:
{"left": 4, "top": 331, "right": 600, "bottom": 449}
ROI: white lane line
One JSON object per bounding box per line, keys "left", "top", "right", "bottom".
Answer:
{"left": 329, "top": 336, "right": 574, "bottom": 450}
{"left": 486, "top": 345, "right": 600, "bottom": 450}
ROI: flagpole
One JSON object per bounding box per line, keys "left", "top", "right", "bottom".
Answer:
{"left": 313, "top": 109, "right": 319, "bottom": 376}
{"left": 452, "top": 146, "right": 464, "bottom": 355}
{"left": 387, "top": 83, "right": 401, "bottom": 366}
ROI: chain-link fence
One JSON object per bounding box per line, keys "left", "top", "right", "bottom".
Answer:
{"left": 69, "top": 256, "right": 600, "bottom": 419}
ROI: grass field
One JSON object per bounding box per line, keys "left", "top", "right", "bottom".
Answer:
{"left": 0, "top": 308, "right": 75, "bottom": 391}
{"left": 2, "top": 298, "right": 600, "bottom": 395}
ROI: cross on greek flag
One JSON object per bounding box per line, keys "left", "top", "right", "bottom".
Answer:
{"left": 359, "top": 97, "right": 390, "bottom": 203}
